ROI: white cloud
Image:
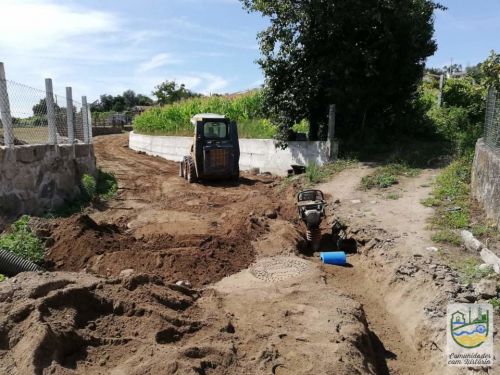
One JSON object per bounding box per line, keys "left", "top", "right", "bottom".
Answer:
{"left": 138, "top": 53, "right": 180, "bottom": 73}
{"left": 0, "top": 0, "right": 119, "bottom": 51}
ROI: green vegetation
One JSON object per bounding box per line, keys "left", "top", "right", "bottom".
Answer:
{"left": 361, "top": 164, "right": 420, "bottom": 190}
{"left": 424, "top": 158, "right": 471, "bottom": 230}
{"left": 0, "top": 274, "right": 6, "bottom": 282}
{"left": 0, "top": 216, "right": 44, "bottom": 263}
{"left": 97, "top": 170, "right": 119, "bottom": 200}
{"left": 82, "top": 174, "right": 97, "bottom": 201}
{"left": 241, "top": 0, "right": 442, "bottom": 142}
{"left": 279, "top": 159, "right": 357, "bottom": 191}
{"left": 431, "top": 230, "right": 462, "bottom": 246}
{"left": 448, "top": 257, "right": 495, "bottom": 284}
{"left": 91, "top": 90, "right": 153, "bottom": 113}
{"left": 305, "top": 159, "right": 358, "bottom": 185}
{"left": 489, "top": 297, "right": 500, "bottom": 310}
{"left": 385, "top": 193, "right": 401, "bottom": 200}
{"left": 47, "top": 170, "right": 118, "bottom": 218}
{"left": 133, "top": 91, "right": 286, "bottom": 139}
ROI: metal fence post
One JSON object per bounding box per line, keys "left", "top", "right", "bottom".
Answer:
{"left": 66, "top": 87, "right": 74, "bottom": 143}
{"left": 0, "top": 62, "right": 14, "bottom": 147}
{"left": 45, "top": 78, "right": 57, "bottom": 144}
{"left": 82, "top": 96, "right": 89, "bottom": 144}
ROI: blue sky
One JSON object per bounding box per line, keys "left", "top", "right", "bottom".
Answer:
{"left": 0, "top": 0, "right": 499, "bottom": 102}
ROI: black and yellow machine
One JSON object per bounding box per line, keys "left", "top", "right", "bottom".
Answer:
{"left": 179, "top": 113, "right": 240, "bottom": 183}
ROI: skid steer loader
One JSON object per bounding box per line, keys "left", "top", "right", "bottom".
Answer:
{"left": 179, "top": 114, "right": 240, "bottom": 183}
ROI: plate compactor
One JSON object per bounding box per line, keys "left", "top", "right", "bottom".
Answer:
{"left": 297, "top": 189, "right": 357, "bottom": 253}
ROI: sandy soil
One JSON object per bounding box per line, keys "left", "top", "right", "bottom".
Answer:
{"left": 1, "top": 134, "right": 497, "bottom": 374}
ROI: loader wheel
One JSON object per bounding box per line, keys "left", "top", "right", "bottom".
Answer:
{"left": 187, "top": 158, "right": 197, "bottom": 183}
{"left": 179, "top": 159, "right": 185, "bottom": 178}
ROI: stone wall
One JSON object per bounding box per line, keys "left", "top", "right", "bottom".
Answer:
{"left": 129, "top": 132, "right": 338, "bottom": 176}
{"left": 0, "top": 144, "right": 96, "bottom": 216}
{"left": 471, "top": 139, "right": 500, "bottom": 229}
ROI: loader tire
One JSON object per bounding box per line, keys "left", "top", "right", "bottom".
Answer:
{"left": 179, "top": 159, "right": 185, "bottom": 178}
{"left": 187, "top": 157, "right": 197, "bottom": 183}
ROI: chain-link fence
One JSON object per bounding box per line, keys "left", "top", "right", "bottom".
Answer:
{"left": 0, "top": 63, "right": 91, "bottom": 147}
{"left": 484, "top": 87, "right": 500, "bottom": 152}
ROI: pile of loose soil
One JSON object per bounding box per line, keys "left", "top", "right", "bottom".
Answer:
{"left": 43, "top": 213, "right": 263, "bottom": 287}
{"left": 0, "top": 271, "right": 237, "bottom": 374}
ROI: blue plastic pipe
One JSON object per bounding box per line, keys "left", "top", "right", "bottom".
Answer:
{"left": 320, "top": 251, "right": 347, "bottom": 265}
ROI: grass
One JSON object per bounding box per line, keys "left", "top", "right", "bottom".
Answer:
{"left": 278, "top": 159, "right": 357, "bottom": 192}
{"left": 385, "top": 193, "right": 401, "bottom": 200}
{"left": 361, "top": 163, "right": 420, "bottom": 190}
{"left": 12, "top": 127, "right": 49, "bottom": 144}
{"left": 448, "top": 256, "right": 496, "bottom": 284}
{"left": 431, "top": 230, "right": 462, "bottom": 246}
{"left": 0, "top": 216, "right": 45, "bottom": 263}
{"left": 0, "top": 274, "right": 6, "bottom": 282}
{"left": 305, "top": 159, "right": 358, "bottom": 185}
{"left": 424, "top": 157, "right": 472, "bottom": 230}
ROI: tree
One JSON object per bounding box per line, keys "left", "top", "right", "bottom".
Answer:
{"left": 241, "top": 0, "right": 445, "bottom": 141}
{"left": 90, "top": 91, "right": 153, "bottom": 112}
{"left": 32, "top": 99, "right": 61, "bottom": 115}
{"left": 481, "top": 50, "right": 500, "bottom": 90}
{"left": 136, "top": 94, "right": 154, "bottom": 106}
{"left": 152, "top": 81, "right": 200, "bottom": 105}
{"left": 122, "top": 90, "right": 137, "bottom": 108}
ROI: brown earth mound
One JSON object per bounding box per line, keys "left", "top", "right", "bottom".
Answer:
{"left": 0, "top": 272, "right": 236, "bottom": 374}
{"left": 43, "top": 212, "right": 264, "bottom": 287}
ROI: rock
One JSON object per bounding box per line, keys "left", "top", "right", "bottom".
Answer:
{"left": 264, "top": 209, "right": 278, "bottom": 219}
{"left": 250, "top": 168, "right": 260, "bottom": 175}
{"left": 474, "top": 279, "right": 498, "bottom": 299}
{"left": 480, "top": 248, "right": 500, "bottom": 274}
{"left": 426, "top": 247, "right": 438, "bottom": 252}
{"left": 351, "top": 200, "right": 362, "bottom": 204}
{"left": 478, "top": 263, "right": 493, "bottom": 272}
{"left": 176, "top": 280, "right": 192, "bottom": 288}
{"left": 460, "top": 230, "right": 483, "bottom": 252}
{"left": 119, "top": 269, "right": 134, "bottom": 277}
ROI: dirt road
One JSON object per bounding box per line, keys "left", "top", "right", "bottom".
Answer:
{"left": 1, "top": 134, "right": 495, "bottom": 374}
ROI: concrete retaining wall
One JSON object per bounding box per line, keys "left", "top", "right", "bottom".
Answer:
{"left": 471, "top": 139, "right": 500, "bottom": 229}
{"left": 0, "top": 144, "right": 96, "bottom": 216}
{"left": 129, "top": 132, "right": 337, "bottom": 176}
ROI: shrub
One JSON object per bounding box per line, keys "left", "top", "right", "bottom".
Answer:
{"left": 0, "top": 216, "right": 44, "bottom": 263}
{"left": 0, "top": 274, "right": 6, "bottom": 282}
{"left": 81, "top": 174, "right": 97, "bottom": 201}
{"left": 97, "top": 170, "right": 118, "bottom": 200}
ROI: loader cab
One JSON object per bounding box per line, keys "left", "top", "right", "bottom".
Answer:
{"left": 180, "top": 113, "right": 240, "bottom": 182}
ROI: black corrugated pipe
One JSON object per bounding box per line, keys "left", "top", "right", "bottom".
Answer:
{"left": 0, "top": 249, "right": 44, "bottom": 276}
